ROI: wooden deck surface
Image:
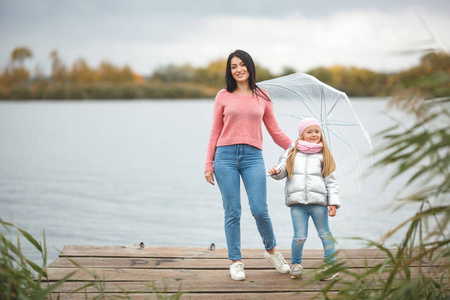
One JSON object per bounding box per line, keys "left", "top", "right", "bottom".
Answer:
{"left": 45, "top": 245, "right": 446, "bottom": 299}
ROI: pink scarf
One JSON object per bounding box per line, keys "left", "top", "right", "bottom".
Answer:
{"left": 297, "top": 140, "right": 323, "bottom": 154}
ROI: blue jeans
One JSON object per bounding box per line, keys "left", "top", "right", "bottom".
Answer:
{"left": 214, "top": 144, "right": 276, "bottom": 261}
{"left": 290, "top": 204, "right": 336, "bottom": 264}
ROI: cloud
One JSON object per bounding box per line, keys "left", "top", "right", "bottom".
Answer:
{"left": 0, "top": 1, "right": 449, "bottom": 75}
{"left": 138, "top": 9, "right": 449, "bottom": 73}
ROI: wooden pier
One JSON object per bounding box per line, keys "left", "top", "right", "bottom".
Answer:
{"left": 46, "top": 245, "right": 447, "bottom": 299}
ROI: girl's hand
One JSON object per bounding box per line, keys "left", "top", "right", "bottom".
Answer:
{"left": 268, "top": 166, "right": 280, "bottom": 175}
{"left": 328, "top": 205, "right": 337, "bottom": 217}
{"left": 204, "top": 171, "right": 215, "bottom": 185}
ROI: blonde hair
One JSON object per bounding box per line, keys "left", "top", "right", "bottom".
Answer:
{"left": 285, "top": 131, "right": 336, "bottom": 179}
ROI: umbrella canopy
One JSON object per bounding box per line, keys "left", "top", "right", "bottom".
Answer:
{"left": 258, "top": 72, "right": 372, "bottom": 198}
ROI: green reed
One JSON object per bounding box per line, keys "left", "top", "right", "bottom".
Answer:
{"left": 0, "top": 219, "right": 187, "bottom": 299}
{"left": 300, "top": 82, "right": 450, "bottom": 299}
{"left": 0, "top": 219, "right": 74, "bottom": 299}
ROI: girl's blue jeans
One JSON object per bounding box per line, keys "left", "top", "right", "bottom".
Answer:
{"left": 290, "top": 204, "right": 336, "bottom": 264}
{"left": 214, "top": 144, "right": 276, "bottom": 261}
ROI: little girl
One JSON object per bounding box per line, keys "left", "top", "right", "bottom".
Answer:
{"left": 268, "top": 118, "right": 340, "bottom": 280}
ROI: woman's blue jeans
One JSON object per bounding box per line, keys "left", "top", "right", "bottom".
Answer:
{"left": 290, "top": 204, "right": 336, "bottom": 264}
{"left": 214, "top": 144, "right": 276, "bottom": 261}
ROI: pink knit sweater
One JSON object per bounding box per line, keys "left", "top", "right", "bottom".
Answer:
{"left": 205, "top": 89, "right": 292, "bottom": 172}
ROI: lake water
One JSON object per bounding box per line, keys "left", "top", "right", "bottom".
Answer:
{"left": 0, "top": 98, "right": 417, "bottom": 264}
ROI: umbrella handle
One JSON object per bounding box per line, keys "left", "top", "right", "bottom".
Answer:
{"left": 266, "top": 163, "right": 282, "bottom": 177}
{"left": 266, "top": 151, "right": 293, "bottom": 177}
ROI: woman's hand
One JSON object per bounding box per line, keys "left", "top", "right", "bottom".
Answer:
{"left": 328, "top": 205, "right": 337, "bottom": 217}
{"left": 204, "top": 171, "right": 215, "bottom": 185}
{"left": 268, "top": 166, "right": 280, "bottom": 175}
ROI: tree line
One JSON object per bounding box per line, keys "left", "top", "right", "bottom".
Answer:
{"left": 0, "top": 47, "right": 448, "bottom": 100}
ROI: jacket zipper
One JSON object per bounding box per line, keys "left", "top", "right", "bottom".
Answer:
{"left": 304, "top": 154, "right": 308, "bottom": 202}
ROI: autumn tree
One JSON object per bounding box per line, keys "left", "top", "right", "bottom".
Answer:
{"left": 194, "top": 59, "right": 227, "bottom": 88}
{"left": 11, "top": 47, "right": 33, "bottom": 68}
{"left": 385, "top": 51, "right": 450, "bottom": 98}
{"left": 255, "top": 64, "right": 273, "bottom": 82}
{"left": 279, "top": 66, "right": 297, "bottom": 77}
{"left": 50, "top": 50, "right": 68, "bottom": 85}
{"left": 0, "top": 68, "right": 13, "bottom": 89}
{"left": 69, "top": 59, "right": 98, "bottom": 84}
{"left": 30, "top": 64, "right": 49, "bottom": 99}
{"left": 0, "top": 47, "right": 33, "bottom": 88}
{"left": 307, "top": 67, "right": 333, "bottom": 84}
{"left": 98, "top": 61, "right": 135, "bottom": 84}
{"left": 308, "top": 65, "right": 387, "bottom": 97}
{"left": 151, "top": 64, "right": 195, "bottom": 83}
{"left": 10, "top": 47, "right": 33, "bottom": 85}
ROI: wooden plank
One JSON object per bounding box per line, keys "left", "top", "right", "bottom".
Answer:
{"left": 46, "top": 267, "right": 445, "bottom": 288}
{"left": 44, "top": 278, "right": 409, "bottom": 294}
{"left": 46, "top": 269, "right": 328, "bottom": 293}
{"left": 52, "top": 291, "right": 333, "bottom": 300}
{"left": 48, "top": 256, "right": 392, "bottom": 269}
{"left": 46, "top": 246, "right": 448, "bottom": 299}
{"left": 60, "top": 245, "right": 398, "bottom": 259}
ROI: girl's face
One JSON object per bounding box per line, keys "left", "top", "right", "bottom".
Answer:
{"left": 230, "top": 56, "right": 249, "bottom": 84}
{"left": 302, "top": 125, "right": 322, "bottom": 144}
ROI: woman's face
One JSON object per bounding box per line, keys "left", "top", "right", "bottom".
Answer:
{"left": 302, "top": 125, "right": 322, "bottom": 144}
{"left": 230, "top": 56, "right": 249, "bottom": 84}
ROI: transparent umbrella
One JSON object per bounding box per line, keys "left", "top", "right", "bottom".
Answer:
{"left": 258, "top": 72, "right": 372, "bottom": 198}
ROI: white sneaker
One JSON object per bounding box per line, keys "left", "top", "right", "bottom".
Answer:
{"left": 320, "top": 264, "right": 339, "bottom": 281}
{"left": 230, "top": 262, "right": 245, "bottom": 281}
{"left": 290, "top": 263, "right": 303, "bottom": 279}
{"left": 264, "top": 251, "right": 290, "bottom": 274}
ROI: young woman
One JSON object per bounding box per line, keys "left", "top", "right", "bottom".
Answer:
{"left": 204, "top": 50, "right": 292, "bottom": 280}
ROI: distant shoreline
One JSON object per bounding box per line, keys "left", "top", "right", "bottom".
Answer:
{"left": 2, "top": 51, "right": 448, "bottom": 101}
{"left": 0, "top": 96, "right": 389, "bottom": 102}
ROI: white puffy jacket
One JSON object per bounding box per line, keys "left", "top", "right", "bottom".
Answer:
{"left": 271, "top": 150, "right": 340, "bottom": 208}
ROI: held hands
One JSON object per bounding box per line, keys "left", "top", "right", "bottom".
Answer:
{"left": 268, "top": 166, "right": 281, "bottom": 175}
{"left": 328, "top": 205, "right": 337, "bottom": 217}
{"left": 204, "top": 171, "right": 215, "bottom": 185}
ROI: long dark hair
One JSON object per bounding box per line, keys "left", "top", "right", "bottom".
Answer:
{"left": 225, "top": 49, "right": 270, "bottom": 101}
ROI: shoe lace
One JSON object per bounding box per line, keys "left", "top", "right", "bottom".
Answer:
{"left": 235, "top": 263, "right": 244, "bottom": 273}
{"left": 274, "top": 252, "right": 287, "bottom": 265}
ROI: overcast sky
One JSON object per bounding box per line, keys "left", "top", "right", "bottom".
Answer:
{"left": 1, "top": 0, "right": 449, "bottom": 76}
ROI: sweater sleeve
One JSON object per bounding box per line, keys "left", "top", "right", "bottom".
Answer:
{"left": 263, "top": 100, "right": 292, "bottom": 150}
{"left": 204, "top": 94, "right": 224, "bottom": 172}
